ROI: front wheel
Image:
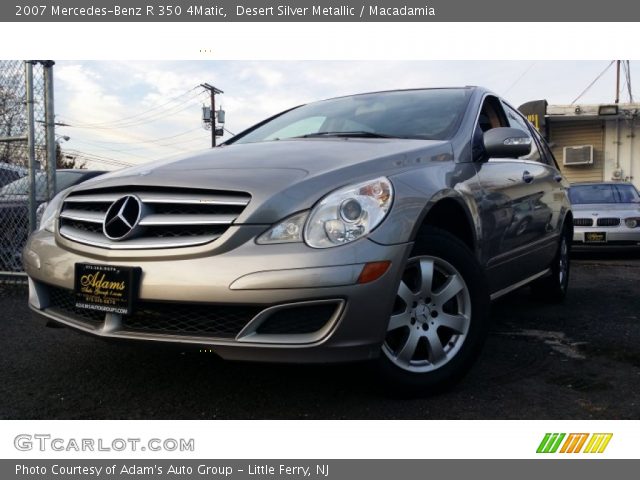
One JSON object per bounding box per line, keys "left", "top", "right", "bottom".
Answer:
{"left": 377, "top": 228, "right": 490, "bottom": 395}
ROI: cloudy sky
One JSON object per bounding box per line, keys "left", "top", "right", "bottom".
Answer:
{"left": 54, "top": 60, "right": 638, "bottom": 170}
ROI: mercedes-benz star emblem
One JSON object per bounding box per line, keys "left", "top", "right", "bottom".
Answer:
{"left": 103, "top": 195, "right": 142, "bottom": 240}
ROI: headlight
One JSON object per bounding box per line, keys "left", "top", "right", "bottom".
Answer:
{"left": 304, "top": 177, "right": 393, "bottom": 248}
{"left": 37, "top": 190, "right": 66, "bottom": 232}
{"left": 625, "top": 218, "right": 640, "bottom": 228}
{"left": 256, "top": 211, "right": 307, "bottom": 244}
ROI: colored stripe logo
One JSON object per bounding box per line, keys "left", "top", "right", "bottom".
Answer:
{"left": 537, "top": 433, "right": 612, "bottom": 453}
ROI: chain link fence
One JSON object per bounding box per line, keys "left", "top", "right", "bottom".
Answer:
{"left": 0, "top": 60, "right": 54, "bottom": 280}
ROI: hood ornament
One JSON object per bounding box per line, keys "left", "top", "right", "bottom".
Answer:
{"left": 103, "top": 195, "right": 143, "bottom": 241}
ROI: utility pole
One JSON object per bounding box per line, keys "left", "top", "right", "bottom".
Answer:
{"left": 25, "top": 61, "right": 37, "bottom": 233}
{"left": 201, "top": 83, "right": 224, "bottom": 147}
{"left": 43, "top": 60, "right": 56, "bottom": 201}
{"left": 615, "top": 60, "right": 620, "bottom": 104}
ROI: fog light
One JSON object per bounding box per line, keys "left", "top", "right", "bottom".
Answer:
{"left": 357, "top": 261, "right": 391, "bottom": 284}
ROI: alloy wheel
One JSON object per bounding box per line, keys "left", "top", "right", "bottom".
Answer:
{"left": 558, "top": 235, "right": 569, "bottom": 289}
{"left": 383, "top": 255, "right": 472, "bottom": 373}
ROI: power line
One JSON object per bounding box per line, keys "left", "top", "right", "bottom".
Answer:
{"left": 69, "top": 133, "right": 207, "bottom": 154}
{"left": 67, "top": 138, "right": 158, "bottom": 161}
{"left": 59, "top": 87, "right": 201, "bottom": 128}
{"left": 62, "top": 148, "right": 135, "bottom": 169}
{"left": 503, "top": 62, "right": 537, "bottom": 95}
{"left": 64, "top": 126, "right": 204, "bottom": 146}
{"left": 571, "top": 60, "right": 615, "bottom": 105}
{"left": 62, "top": 93, "right": 207, "bottom": 130}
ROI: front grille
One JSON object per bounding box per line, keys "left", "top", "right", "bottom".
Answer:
{"left": 44, "top": 285, "right": 262, "bottom": 339}
{"left": 47, "top": 286, "right": 105, "bottom": 327}
{"left": 596, "top": 217, "right": 620, "bottom": 227}
{"left": 573, "top": 218, "right": 593, "bottom": 227}
{"left": 256, "top": 303, "right": 339, "bottom": 335}
{"left": 122, "top": 302, "right": 262, "bottom": 338}
{"left": 58, "top": 186, "right": 251, "bottom": 249}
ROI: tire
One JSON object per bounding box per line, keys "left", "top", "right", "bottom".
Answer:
{"left": 531, "top": 223, "right": 571, "bottom": 303}
{"left": 377, "top": 227, "right": 490, "bottom": 395}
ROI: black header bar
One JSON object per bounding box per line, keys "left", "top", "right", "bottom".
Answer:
{"left": 4, "top": 0, "right": 640, "bottom": 22}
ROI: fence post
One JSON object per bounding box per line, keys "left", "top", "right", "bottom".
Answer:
{"left": 43, "top": 61, "right": 56, "bottom": 201}
{"left": 24, "top": 61, "right": 37, "bottom": 233}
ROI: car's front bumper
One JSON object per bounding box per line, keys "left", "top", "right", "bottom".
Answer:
{"left": 573, "top": 225, "right": 640, "bottom": 246}
{"left": 24, "top": 228, "right": 412, "bottom": 363}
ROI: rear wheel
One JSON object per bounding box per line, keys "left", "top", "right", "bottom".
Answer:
{"left": 531, "top": 224, "right": 571, "bottom": 303}
{"left": 378, "top": 228, "right": 489, "bottom": 395}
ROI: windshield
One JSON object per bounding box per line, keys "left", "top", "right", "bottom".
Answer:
{"left": 0, "top": 171, "right": 87, "bottom": 199}
{"left": 231, "top": 89, "right": 471, "bottom": 144}
{"left": 569, "top": 184, "right": 640, "bottom": 204}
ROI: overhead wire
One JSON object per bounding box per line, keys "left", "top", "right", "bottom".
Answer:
{"left": 67, "top": 138, "right": 160, "bottom": 160}
{"left": 503, "top": 62, "right": 537, "bottom": 95}
{"left": 59, "top": 86, "right": 202, "bottom": 128}
{"left": 571, "top": 60, "right": 615, "bottom": 105}
{"left": 62, "top": 148, "right": 135, "bottom": 169}
{"left": 63, "top": 127, "right": 204, "bottom": 146}
{"left": 55, "top": 85, "right": 216, "bottom": 164}
{"left": 62, "top": 93, "right": 208, "bottom": 130}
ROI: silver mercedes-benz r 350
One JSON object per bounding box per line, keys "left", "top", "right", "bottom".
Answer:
{"left": 24, "top": 87, "right": 573, "bottom": 393}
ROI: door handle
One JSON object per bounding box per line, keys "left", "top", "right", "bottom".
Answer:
{"left": 522, "top": 171, "right": 534, "bottom": 183}
{"left": 553, "top": 174, "right": 563, "bottom": 182}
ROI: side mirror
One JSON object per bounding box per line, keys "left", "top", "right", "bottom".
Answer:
{"left": 483, "top": 127, "right": 532, "bottom": 158}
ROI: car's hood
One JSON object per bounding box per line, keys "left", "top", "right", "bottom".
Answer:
{"left": 72, "top": 138, "right": 452, "bottom": 223}
{"left": 572, "top": 203, "right": 640, "bottom": 217}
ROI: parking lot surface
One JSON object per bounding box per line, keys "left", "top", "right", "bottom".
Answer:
{"left": 2, "top": 252, "right": 639, "bottom": 419}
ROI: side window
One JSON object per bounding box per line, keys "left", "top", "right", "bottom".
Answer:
{"left": 502, "top": 103, "right": 542, "bottom": 163}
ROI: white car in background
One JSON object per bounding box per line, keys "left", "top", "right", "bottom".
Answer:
{"left": 570, "top": 182, "right": 640, "bottom": 247}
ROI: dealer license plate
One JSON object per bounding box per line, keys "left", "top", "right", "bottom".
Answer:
{"left": 585, "top": 232, "right": 607, "bottom": 243}
{"left": 74, "top": 263, "right": 140, "bottom": 315}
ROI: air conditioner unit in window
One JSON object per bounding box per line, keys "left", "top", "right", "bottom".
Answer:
{"left": 563, "top": 145, "right": 594, "bottom": 165}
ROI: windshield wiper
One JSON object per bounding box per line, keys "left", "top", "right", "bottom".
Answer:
{"left": 295, "top": 131, "right": 400, "bottom": 139}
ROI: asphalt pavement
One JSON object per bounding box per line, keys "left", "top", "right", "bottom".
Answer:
{"left": 1, "top": 251, "right": 639, "bottom": 419}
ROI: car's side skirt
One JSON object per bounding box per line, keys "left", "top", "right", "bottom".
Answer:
{"left": 489, "top": 268, "right": 551, "bottom": 301}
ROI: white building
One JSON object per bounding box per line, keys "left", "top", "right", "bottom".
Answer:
{"left": 540, "top": 103, "right": 639, "bottom": 189}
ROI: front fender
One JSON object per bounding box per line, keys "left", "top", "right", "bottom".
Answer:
{"left": 368, "top": 162, "right": 481, "bottom": 247}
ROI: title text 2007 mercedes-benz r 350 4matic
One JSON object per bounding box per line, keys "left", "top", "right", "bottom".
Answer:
{"left": 24, "top": 87, "right": 573, "bottom": 393}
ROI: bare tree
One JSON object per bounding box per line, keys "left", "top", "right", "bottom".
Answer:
{"left": 0, "top": 84, "right": 27, "bottom": 165}
{"left": 56, "top": 142, "right": 85, "bottom": 169}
